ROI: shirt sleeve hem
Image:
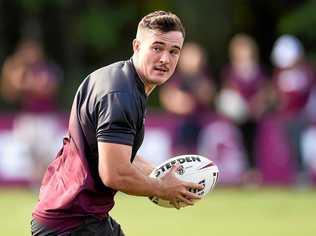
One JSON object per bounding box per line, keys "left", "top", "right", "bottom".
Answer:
{"left": 97, "top": 138, "right": 133, "bottom": 146}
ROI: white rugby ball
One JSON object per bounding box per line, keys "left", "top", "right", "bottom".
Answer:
{"left": 149, "top": 154, "right": 219, "bottom": 208}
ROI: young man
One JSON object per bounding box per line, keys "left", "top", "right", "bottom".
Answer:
{"left": 31, "top": 10, "right": 202, "bottom": 236}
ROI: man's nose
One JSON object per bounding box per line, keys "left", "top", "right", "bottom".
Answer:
{"left": 159, "top": 52, "right": 170, "bottom": 64}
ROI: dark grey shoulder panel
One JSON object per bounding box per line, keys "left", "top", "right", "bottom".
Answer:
{"left": 89, "top": 61, "right": 134, "bottom": 100}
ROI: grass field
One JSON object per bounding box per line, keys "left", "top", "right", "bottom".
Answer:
{"left": 0, "top": 187, "right": 316, "bottom": 236}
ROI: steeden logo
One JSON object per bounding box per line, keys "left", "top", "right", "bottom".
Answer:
{"left": 176, "top": 165, "right": 185, "bottom": 175}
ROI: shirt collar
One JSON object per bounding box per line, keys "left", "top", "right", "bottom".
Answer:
{"left": 129, "top": 57, "right": 147, "bottom": 98}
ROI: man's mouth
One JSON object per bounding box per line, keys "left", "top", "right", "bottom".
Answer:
{"left": 154, "top": 66, "right": 168, "bottom": 73}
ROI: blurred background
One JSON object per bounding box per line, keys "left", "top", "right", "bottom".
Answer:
{"left": 0, "top": 0, "right": 316, "bottom": 235}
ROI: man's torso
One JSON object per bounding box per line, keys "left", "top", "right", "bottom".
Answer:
{"left": 32, "top": 59, "right": 147, "bottom": 234}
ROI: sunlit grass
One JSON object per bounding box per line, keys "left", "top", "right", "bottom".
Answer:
{"left": 1, "top": 187, "right": 316, "bottom": 236}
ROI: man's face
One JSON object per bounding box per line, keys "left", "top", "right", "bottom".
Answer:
{"left": 133, "top": 29, "right": 184, "bottom": 87}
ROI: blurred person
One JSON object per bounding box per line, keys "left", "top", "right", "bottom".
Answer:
{"left": 301, "top": 126, "right": 316, "bottom": 184}
{"left": 1, "top": 38, "right": 60, "bottom": 111}
{"left": 1, "top": 39, "right": 31, "bottom": 103}
{"left": 271, "top": 34, "right": 315, "bottom": 185}
{"left": 159, "top": 42, "right": 214, "bottom": 154}
{"left": 31, "top": 11, "right": 203, "bottom": 236}
{"left": 198, "top": 119, "right": 246, "bottom": 185}
{"left": 301, "top": 85, "right": 316, "bottom": 184}
{"left": 271, "top": 35, "right": 314, "bottom": 117}
{"left": 0, "top": 38, "right": 64, "bottom": 187}
{"left": 216, "top": 33, "right": 269, "bottom": 184}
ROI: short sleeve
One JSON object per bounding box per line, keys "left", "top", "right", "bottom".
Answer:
{"left": 96, "top": 92, "right": 137, "bottom": 146}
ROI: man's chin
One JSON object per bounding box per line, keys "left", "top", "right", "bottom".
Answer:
{"left": 149, "top": 76, "right": 170, "bottom": 85}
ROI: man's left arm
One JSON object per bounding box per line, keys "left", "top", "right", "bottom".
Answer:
{"left": 133, "top": 155, "right": 155, "bottom": 176}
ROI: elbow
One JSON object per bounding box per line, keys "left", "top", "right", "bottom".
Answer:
{"left": 99, "top": 172, "right": 121, "bottom": 190}
{"left": 98, "top": 160, "right": 134, "bottom": 191}
{"left": 99, "top": 167, "right": 131, "bottom": 191}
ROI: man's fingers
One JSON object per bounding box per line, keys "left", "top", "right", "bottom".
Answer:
{"left": 171, "top": 199, "right": 181, "bottom": 209}
{"left": 183, "top": 191, "right": 202, "bottom": 200}
{"left": 185, "top": 182, "right": 204, "bottom": 191}
{"left": 169, "top": 163, "right": 180, "bottom": 174}
{"left": 177, "top": 195, "right": 194, "bottom": 206}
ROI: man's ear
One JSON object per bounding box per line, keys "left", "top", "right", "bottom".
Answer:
{"left": 132, "top": 39, "right": 140, "bottom": 54}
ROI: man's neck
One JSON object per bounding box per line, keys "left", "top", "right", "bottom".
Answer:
{"left": 132, "top": 56, "right": 156, "bottom": 96}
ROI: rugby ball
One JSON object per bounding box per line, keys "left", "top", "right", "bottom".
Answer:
{"left": 149, "top": 154, "right": 219, "bottom": 208}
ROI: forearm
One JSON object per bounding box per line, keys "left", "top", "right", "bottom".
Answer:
{"left": 132, "top": 155, "right": 155, "bottom": 176}
{"left": 101, "top": 161, "right": 162, "bottom": 198}
{"left": 98, "top": 142, "right": 161, "bottom": 197}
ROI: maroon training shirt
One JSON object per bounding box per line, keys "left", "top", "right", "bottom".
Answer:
{"left": 32, "top": 59, "right": 147, "bottom": 234}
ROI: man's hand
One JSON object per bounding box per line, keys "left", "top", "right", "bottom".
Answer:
{"left": 157, "top": 164, "right": 203, "bottom": 209}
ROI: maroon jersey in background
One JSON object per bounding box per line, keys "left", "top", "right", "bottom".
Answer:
{"left": 273, "top": 62, "right": 315, "bottom": 116}
{"left": 221, "top": 64, "right": 267, "bottom": 111}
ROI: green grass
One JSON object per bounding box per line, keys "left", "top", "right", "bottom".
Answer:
{"left": 1, "top": 187, "right": 316, "bottom": 236}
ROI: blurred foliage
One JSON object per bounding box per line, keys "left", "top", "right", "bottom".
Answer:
{"left": 74, "top": 6, "right": 136, "bottom": 51}
{"left": 170, "top": 0, "right": 233, "bottom": 73}
{"left": 17, "top": 0, "right": 64, "bottom": 12}
{"left": 0, "top": 0, "right": 313, "bottom": 110}
{"left": 278, "top": 0, "right": 316, "bottom": 60}
{"left": 279, "top": 0, "right": 316, "bottom": 39}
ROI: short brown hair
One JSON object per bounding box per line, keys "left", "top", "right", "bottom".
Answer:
{"left": 137, "top": 10, "right": 185, "bottom": 38}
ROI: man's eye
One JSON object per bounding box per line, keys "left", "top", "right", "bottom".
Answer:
{"left": 153, "top": 47, "right": 161, "bottom": 52}
{"left": 170, "top": 50, "right": 179, "bottom": 55}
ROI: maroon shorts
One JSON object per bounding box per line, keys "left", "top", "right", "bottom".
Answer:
{"left": 31, "top": 216, "right": 125, "bottom": 236}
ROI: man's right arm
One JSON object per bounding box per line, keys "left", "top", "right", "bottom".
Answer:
{"left": 98, "top": 142, "right": 202, "bottom": 208}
